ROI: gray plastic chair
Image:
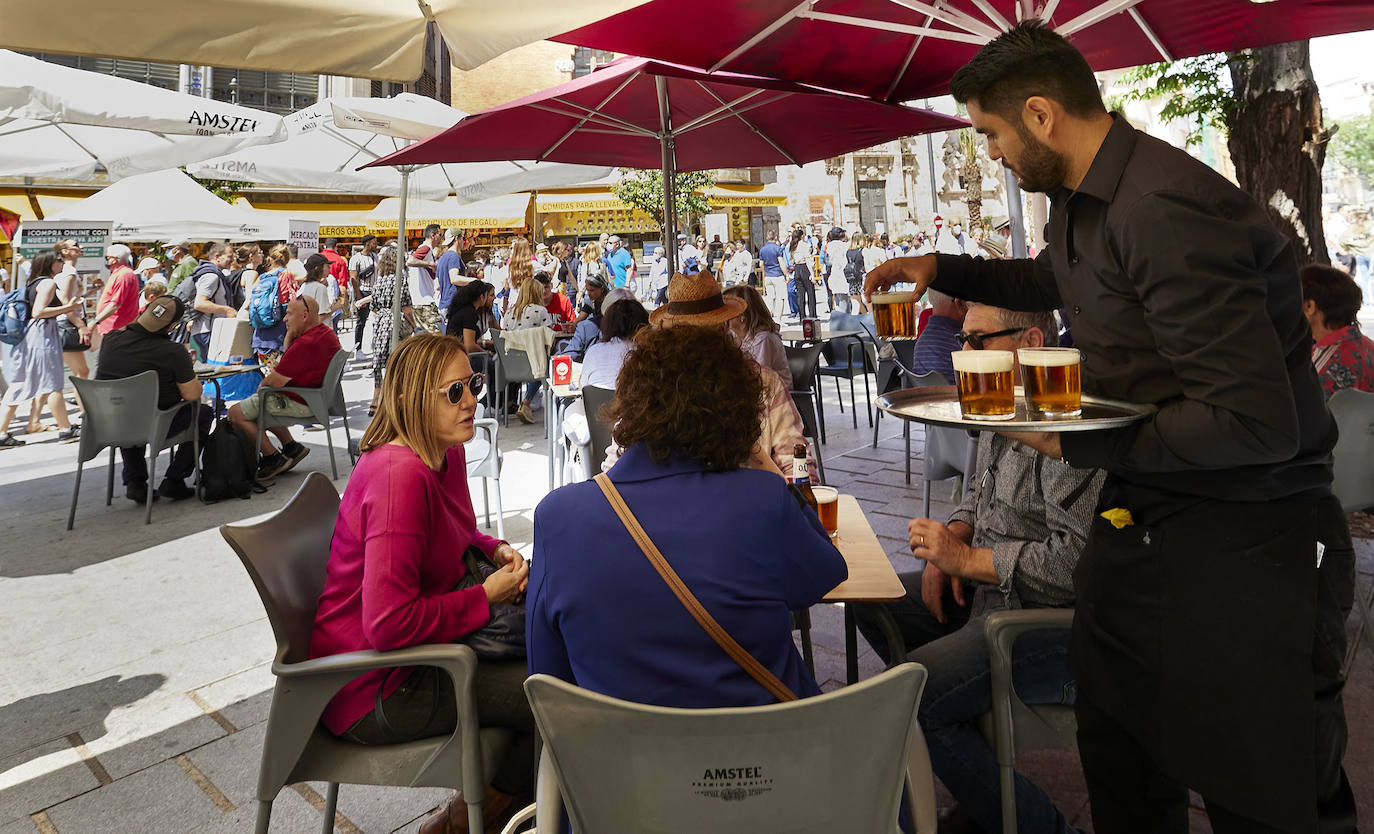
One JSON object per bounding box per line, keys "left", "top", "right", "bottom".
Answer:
{"left": 785, "top": 342, "right": 826, "bottom": 445}
{"left": 67, "top": 371, "right": 201, "bottom": 529}
{"left": 219, "top": 473, "right": 511, "bottom": 834}
{"left": 1327, "top": 388, "right": 1374, "bottom": 513}
{"left": 256, "top": 349, "right": 356, "bottom": 479}
{"left": 819, "top": 311, "right": 874, "bottom": 428}
{"left": 466, "top": 403, "right": 504, "bottom": 539}
{"left": 579, "top": 385, "right": 616, "bottom": 477}
{"left": 980, "top": 609, "right": 1078, "bottom": 834}
{"left": 522, "top": 664, "right": 935, "bottom": 834}
{"left": 491, "top": 332, "right": 541, "bottom": 427}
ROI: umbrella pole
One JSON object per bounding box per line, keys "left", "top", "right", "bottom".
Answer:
{"left": 656, "top": 76, "right": 678, "bottom": 277}
{"left": 1003, "top": 169, "right": 1028, "bottom": 259}
{"left": 392, "top": 166, "right": 412, "bottom": 354}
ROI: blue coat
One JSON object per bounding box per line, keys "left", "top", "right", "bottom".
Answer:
{"left": 528, "top": 443, "right": 847, "bottom": 707}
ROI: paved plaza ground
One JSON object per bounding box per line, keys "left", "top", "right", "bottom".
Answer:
{"left": 1, "top": 355, "right": 1371, "bottom": 833}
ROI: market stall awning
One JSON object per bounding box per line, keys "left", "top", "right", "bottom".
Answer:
{"left": 706, "top": 184, "right": 788, "bottom": 208}
{"left": 366, "top": 193, "right": 531, "bottom": 233}
{"left": 236, "top": 201, "right": 373, "bottom": 239}
{"left": 0, "top": 191, "right": 93, "bottom": 222}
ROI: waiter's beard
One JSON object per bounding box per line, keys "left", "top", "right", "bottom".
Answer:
{"left": 1011, "top": 120, "right": 1069, "bottom": 193}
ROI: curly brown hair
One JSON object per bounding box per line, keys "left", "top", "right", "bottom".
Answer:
{"left": 607, "top": 325, "right": 764, "bottom": 471}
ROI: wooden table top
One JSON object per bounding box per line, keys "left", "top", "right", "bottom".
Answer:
{"left": 195, "top": 364, "right": 255, "bottom": 380}
{"left": 823, "top": 494, "right": 906, "bottom": 603}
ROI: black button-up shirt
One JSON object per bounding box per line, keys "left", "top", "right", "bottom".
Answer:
{"left": 935, "top": 115, "right": 1334, "bottom": 509}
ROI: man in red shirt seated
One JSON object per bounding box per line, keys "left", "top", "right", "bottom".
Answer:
{"left": 228, "top": 295, "right": 342, "bottom": 482}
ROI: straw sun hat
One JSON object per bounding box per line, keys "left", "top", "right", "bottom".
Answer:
{"left": 649, "top": 270, "right": 745, "bottom": 328}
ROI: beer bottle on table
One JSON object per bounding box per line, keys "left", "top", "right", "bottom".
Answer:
{"left": 789, "top": 443, "right": 819, "bottom": 515}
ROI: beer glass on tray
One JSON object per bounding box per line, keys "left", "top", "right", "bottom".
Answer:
{"left": 1018, "top": 347, "right": 1082, "bottom": 418}
{"left": 952, "top": 350, "right": 1016, "bottom": 420}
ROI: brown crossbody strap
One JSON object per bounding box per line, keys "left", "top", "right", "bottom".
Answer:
{"left": 593, "top": 473, "right": 797, "bottom": 702}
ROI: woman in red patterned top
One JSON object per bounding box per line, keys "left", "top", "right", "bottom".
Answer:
{"left": 1302, "top": 263, "right": 1374, "bottom": 401}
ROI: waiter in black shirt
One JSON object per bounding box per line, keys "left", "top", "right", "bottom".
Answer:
{"left": 867, "top": 22, "right": 1355, "bottom": 834}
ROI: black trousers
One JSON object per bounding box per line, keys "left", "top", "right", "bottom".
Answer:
{"left": 1072, "top": 492, "right": 1356, "bottom": 833}
{"left": 792, "top": 264, "right": 817, "bottom": 318}
{"left": 343, "top": 660, "right": 536, "bottom": 796}
{"left": 119, "top": 403, "right": 213, "bottom": 486}
{"left": 354, "top": 288, "right": 372, "bottom": 350}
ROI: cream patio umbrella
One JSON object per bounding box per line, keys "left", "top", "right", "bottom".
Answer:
{"left": 0, "top": 0, "right": 650, "bottom": 80}
{"left": 0, "top": 50, "right": 286, "bottom": 179}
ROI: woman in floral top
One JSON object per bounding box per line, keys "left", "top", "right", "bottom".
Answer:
{"left": 505, "top": 276, "right": 552, "bottom": 423}
{"left": 1301, "top": 263, "right": 1374, "bottom": 400}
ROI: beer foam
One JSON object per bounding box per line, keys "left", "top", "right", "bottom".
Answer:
{"left": 813, "top": 486, "right": 839, "bottom": 502}
{"left": 1017, "top": 348, "right": 1080, "bottom": 367}
{"left": 951, "top": 350, "right": 1013, "bottom": 373}
{"left": 872, "top": 291, "right": 914, "bottom": 303}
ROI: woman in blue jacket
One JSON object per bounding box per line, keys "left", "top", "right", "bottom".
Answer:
{"left": 528, "top": 324, "right": 846, "bottom": 707}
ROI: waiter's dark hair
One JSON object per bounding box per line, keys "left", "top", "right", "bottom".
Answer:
{"left": 949, "top": 20, "right": 1106, "bottom": 121}
{"left": 1301, "top": 264, "right": 1362, "bottom": 329}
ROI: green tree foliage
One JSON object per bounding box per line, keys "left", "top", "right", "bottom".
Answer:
{"left": 1329, "top": 112, "right": 1374, "bottom": 180}
{"left": 1116, "top": 54, "right": 1243, "bottom": 146}
{"left": 613, "top": 168, "right": 715, "bottom": 230}
{"left": 190, "top": 176, "right": 252, "bottom": 203}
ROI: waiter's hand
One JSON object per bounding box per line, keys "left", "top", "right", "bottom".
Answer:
{"left": 863, "top": 253, "right": 937, "bottom": 302}
{"left": 999, "top": 430, "right": 1062, "bottom": 459}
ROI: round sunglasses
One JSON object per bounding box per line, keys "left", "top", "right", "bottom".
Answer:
{"left": 436, "top": 373, "right": 485, "bottom": 404}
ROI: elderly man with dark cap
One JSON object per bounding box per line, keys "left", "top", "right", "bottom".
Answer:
{"left": 95, "top": 295, "right": 213, "bottom": 503}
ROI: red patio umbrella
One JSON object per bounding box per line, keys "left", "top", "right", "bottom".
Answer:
{"left": 554, "top": 0, "right": 1374, "bottom": 102}
{"left": 367, "top": 57, "right": 966, "bottom": 272}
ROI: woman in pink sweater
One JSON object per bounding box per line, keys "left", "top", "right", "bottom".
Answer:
{"left": 309, "top": 333, "right": 531, "bottom": 833}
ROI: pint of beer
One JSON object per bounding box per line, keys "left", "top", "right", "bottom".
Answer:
{"left": 813, "top": 486, "right": 839, "bottom": 537}
{"left": 1018, "top": 347, "right": 1082, "bottom": 418}
{"left": 952, "top": 350, "right": 1016, "bottom": 420}
{"left": 872, "top": 291, "right": 917, "bottom": 338}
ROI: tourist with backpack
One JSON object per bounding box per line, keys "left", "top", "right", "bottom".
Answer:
{"left": 187, "top": 243, "right": 237, "bottom": 361}
{"left": 0, "top": 251, "right": 82, "bottom": 447}
{"left": 249, "top": 244, "right": 299, "bottom": 371}
{"left": 94, "top": 294, "right": 212, "bottom": 502}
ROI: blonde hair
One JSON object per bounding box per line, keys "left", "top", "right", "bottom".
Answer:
{"left": 266, "top": 244, "right": 291, "bottom": 268}
{"left": 142, "top": 279, "right": 168, "bottom": 299}
{"left": 582, "top": 241, "right": 603, "bottom": 264}
{"left": 510, "top": 273, "right": 546, "bottom": 322}
{"left": 508, "top": 237, "right": 533, "bottom": 288}
{"left": 360, "top": 334, "right": 467, "bottom": 470}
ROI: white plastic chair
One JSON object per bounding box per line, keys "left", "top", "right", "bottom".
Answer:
{"left": 466, "top": 403, "right": 504, "bottom": 539}
{"left": 513, "top": 664, "right": 937, "bottom": 834}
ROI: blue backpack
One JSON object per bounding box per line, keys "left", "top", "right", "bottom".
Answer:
{"left": 248, "top": 269, "right": 283, "bottom": 329}
{"left": 0, "top": 284, "right": 34, "bottom": 346}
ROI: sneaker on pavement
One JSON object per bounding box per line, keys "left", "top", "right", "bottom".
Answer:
{"left": 57, "top": 425, "right": 80, "bottom": 443}
{"left": 156, "top": 478, "right": 196, "bottom": 501}
{"left": 0, "top": 434, "right": 24, "bottom": 448}
{"left": 280, "top": 441, "right": 311, "bottom": 473}
{"left": 256, "top": 452, "right": 290, "bottom": 482}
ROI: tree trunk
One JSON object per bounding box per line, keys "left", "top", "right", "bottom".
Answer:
{"left": 1228, "top": 41, "right": 1329, "bottom": 265}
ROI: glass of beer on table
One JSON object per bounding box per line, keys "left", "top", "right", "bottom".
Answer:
{"left": 952, "top": 350, "right": 1016, "bottom": 420}
{"left": 1018, "top": 347, "right": 1082, "bottom": 418}
{"left": 871, "top": 290, "right": 917, "bottom": 338}
{"left": 813, "top": 486, "right": 839, "bottom": 537}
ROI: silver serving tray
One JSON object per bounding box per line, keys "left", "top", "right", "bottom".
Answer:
{"left": 877, "top": 386, "right": 1156, "bottom": 432}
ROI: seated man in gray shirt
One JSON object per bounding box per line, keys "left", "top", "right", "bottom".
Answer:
{"left": 857, "top": 303, "right": 1104, "bottom": 834}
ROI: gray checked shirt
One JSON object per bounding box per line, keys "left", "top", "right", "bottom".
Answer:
{"left": 948, "top": 432, "right": 1105, "bottom": 609}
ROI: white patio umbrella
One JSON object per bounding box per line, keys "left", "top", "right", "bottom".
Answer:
{"left": 0, "top": 50, "right": 286, "bottom": 180}
{"left": 50, "top": 169, "right": 289, "bottom": 241}
{"left": 0, "top": 0, "right": 649, "bottom": 81}
{"left": 211, "top": 94, "right": 608, "bottom": 350}
{"left": 185, "top": 95, "right": 613, "bottom": 201}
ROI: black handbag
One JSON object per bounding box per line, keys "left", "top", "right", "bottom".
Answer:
{"left": 57, "top": 319, "right": 88, "bottom": 352}
{"left": 453, "top": 545, "right": 527, "bottom": 660}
